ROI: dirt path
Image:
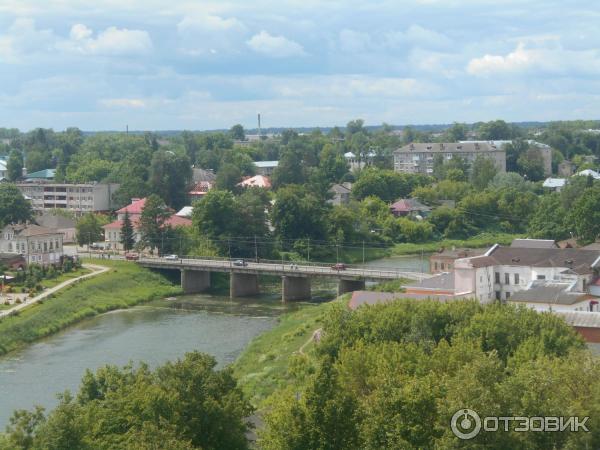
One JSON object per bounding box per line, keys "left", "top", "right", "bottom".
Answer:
{"left": 0, "top": 264, "right": 109, "bottom": 319}
{"left": 297, "top": 328, "right": 323, "bottom": 355}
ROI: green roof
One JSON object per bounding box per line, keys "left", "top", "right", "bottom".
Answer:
{"left": 26, "top": 169, "right": 56, "bottom": 179}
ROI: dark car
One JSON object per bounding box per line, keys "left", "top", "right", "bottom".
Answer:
{"left": 233, "top": 259, "right": 248, "bottom": 267}
{"left": 331, "top": 263, "right": 346, "bottom": 271}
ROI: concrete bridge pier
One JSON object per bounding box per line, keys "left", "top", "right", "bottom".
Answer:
{"left": 230, "top": 272, "right": 260, "bottom": 298}
{"left": 181, "top": 270, "right": 211, "bottom": 294}
{"left": 338, "top": 279, "right": 366, "bottom": 296}
{"left": 282, "top": 276, "right": 311, "bottom": 302}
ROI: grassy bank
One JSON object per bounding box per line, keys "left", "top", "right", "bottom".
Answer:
{"left": 391, "top": 232, "right": 522, "bottom": 255}
{"left": 233, "top": 297, "right": 346, "bottom": 406}
{"left": 0, "top": 259, "right": 180, "bottom": 356}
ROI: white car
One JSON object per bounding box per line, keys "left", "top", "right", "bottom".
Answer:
{"left": 164, "top": 254, "right": 179, "bottom": 260}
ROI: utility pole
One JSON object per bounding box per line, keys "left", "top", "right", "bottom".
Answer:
{"left": 362, "top": 240, "right": 365, "bottom": 265}
{"left": 254, "top": 235, "right": 258, "bottom": 262}
{"left": 161, "top": 232, "right": 164, "bottom": 257}
{"left": 307, "top": 238, "right": 310, "bottom": 263}
{"left": 336, "top": 241, "right": 339, "bottom": 263}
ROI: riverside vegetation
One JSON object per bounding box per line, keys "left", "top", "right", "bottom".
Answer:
{"left": 0, "top": 259, "right": 180, "bottom": 356}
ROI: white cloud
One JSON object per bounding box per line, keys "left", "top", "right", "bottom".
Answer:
{"left": 100, "top": 98, "right": 146, "bottom": 108}
{"left": 246, "top": 31, "right": 305, "bottom": 58}
{"left": 0, "top": 18, "right": 56, "bottom": 63}
{"left": 338, "top": 29, "right": 372, "bottom": 53}
{"left": 65, "top": 24, "right": 153, "bottom": 55}
{"left": 177, "top": 13, "right": 246, "bottom": 56}
{"left": 178, "top": 14, "right": 245, "bottom": 33}
{"left": 467, "top": 43, "right": 535, "bottom": 75}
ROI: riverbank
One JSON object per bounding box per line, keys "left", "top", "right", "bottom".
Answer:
{"left": 390, "top": 232, "right": 522, "bottom": 255}
{"left": 233, "top": 296, "right": 345, "bottom": 405}
{"left": 0, "top": 259, "right": 180, "bottom": 356}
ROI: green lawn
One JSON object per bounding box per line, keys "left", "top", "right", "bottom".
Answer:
{"left": 391, "top": 232, "right": 523, "bottom": 255}
{"left": 39, "top": 267, "right": 91, "bottom": 288}
{"left": 232, "top": 297, "right": 346, "bottom": 406}
{"left": 0, "top": 260, "right": 181, "bottom": 356}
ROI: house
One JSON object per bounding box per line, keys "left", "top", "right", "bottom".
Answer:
{"left": 328, "top": 183, "right": 351, "bottom": 206}
{"left": 254, "top": 161, "right": 278, "bottom": 176}
{"left": 16, "top": 182, "right": 120, "bottom": 214}
{"left": 103, "top": 198, "right": 192, "bottom": 250}
{"left": 453, "top": 245, "right": 600, "bottom": 303}
{"left": 36, "top": 212, "right": 77, "bottom": 243}
{"left": 0, "top": 223, "right": 63, "bottom": 266}
{"left": 390, "top": 198, "right": 430, "bottom": 218}
{"left": 508, "top": 280, "right": 597, "bottom": 312}
{"left": 542, "top": 178, "right": 566, "bottom": 192}
{"left": 429, "top": 248, "right": 485, "bottom": 274}
{"left": 394, "top": 142, "right": 506, "bottom": 175}
{"left": 238, "top": 175, "right": 271, "bottom": 189}
{"left": 461, "top": 140, "right": 553, "bottom": 176}
{"left": 575, "top": 169, "right": 600, "bottom": 180}
{"left": 189, "top": 181, "right": 213, "bottom": 201}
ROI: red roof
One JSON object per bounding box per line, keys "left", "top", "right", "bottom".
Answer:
{"left": 116, "top": 198, "right": 147, "bottom": 215}
{"left": 103, "top": 214, "right": 191, "bottom": 230}
{"left": 189, "top": 181, "right": 212, "bottom": 195}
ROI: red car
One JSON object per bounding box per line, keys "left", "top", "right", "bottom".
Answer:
{"left": 125, "top": 253, "right": 139, "bottom": 261}
{"left": 331, "top": 263, "right": 346, "bottom": 271}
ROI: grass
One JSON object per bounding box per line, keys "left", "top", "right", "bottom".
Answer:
{"left": 0, "top": 259, "right": 181, "bottom": 356}
{"left": 39, "top": 267, "right": 90, "bottom": 289}
{"left": 391, "top": 232, "right": 523, "bottom": 255}
{"left": 232, "top": 296, "right": 347, "bottom": 406}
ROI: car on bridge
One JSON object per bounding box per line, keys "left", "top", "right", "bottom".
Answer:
{"left": 331, "top": 263, "right": 346, "bottom": 271}
{"left": 125, "top": 253, "right": 139, "bottom": 261}
{"left": 233, "top": 259, "right": 248, "bottom": 267}
{"left": 164, "top": 254, "right": 179, "bottom": 261}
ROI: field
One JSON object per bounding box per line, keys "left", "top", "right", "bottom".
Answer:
{"left": 0, "top": 260, "right": 180, "bottom": 356}
{"left": 391, "top": 232, "right": 522, "bottom": 255}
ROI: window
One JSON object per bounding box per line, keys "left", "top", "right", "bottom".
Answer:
{"left": 537, "top": 275, "right": 546, "bottom": 280}
{"left": 441, "top": 263, "right": 445, "bottom": 270}
{"left": 434, "top": 262, "right": 438, "bottom": 270}
{"left": 505, "top": 273, "right": 510, "bottom": 285}
{"left": 495, "top": 291, "right": 501, "bottom": 300}
{"left": 514, "top": 273, "right": 519, "bottom": 285}
{"left": 506, "top": 292, "right": 511, "bottom": 299}
{"left": 495, "top": 272, "right": 500, "bottom": 283}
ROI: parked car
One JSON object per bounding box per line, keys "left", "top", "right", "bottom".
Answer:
{"left": 233, "top": 259, "right": 248, "bottom": 267}
{"left": 125, "top": 253, "right": 139, "bottom": 261}
{"left": 331, "top": 263, "right": 346, "bottom": 271}
{"left": 164, "top": 254, "right": 178, "bottom": 260}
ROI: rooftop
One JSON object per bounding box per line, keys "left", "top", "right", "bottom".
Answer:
{"left": 431, "top": 248, "right": 486, "bottom": 259}
{"left": 509, "top": 280, "right": 589, "bottom": 305}
{"left": 510, "top": 239, "right": 558, "bottom": 249}
{"left": 394, "top": 142, "right": 499, "bottom": 154}
{"left": 2, "top": 223, "right": 61, "bottom": 237}
{"left": 238, "top": 175, "right": 271, "bottom": 189}
{"left": 575, "top": 169, "right": 600, "bottom": 179}
{"left": 542, "top": 178, "right": 566, "bottom": 188}
{"left": 329, "top": 183, "right": 351, "bottom": 194}
{"left": 36, "top": 213, "right": 76, "bottom": 229}
{"left": 254, "top": 160, "right": 279, "bottom": 168}
{"left": 116, "top": 198, "right": 147, "bottom": 215}
{"left": 405, "top": 272, "right": 455, "bottom": 291}
{"left": 458, "top": 245, "right": 600, "bottom": 275}
{"left": 390, "top": 198, "right": 430, "bottom": 213}
{"left": 25, "top": 168, "right": 55, "bottom": 180}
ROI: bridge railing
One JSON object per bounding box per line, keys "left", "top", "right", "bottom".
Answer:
{"left": 138, "top": 256, "right": 431, "bottom": 280}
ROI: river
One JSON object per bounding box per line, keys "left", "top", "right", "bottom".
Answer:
{"left": 0, "top": 255, "right": 425, "bottom": 428}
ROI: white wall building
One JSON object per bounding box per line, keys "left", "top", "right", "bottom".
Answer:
{"left": 0, "top": 223, "right": 63, "bottom": 265}
{"left": 16, "top": 182, "right": 120, "bottom": 215}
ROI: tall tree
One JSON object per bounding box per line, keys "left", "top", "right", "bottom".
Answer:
{"left": 471, "top": 155, "right": 498, "bottom": 189}
{"left": 6, "top": 150, "right": 23, "bottom": 181}
{"left": 120, "top": 211, "right": 135, "bottom": 251}
{"left": 139, "top": 194, "right": 171, "bottom": 255}
{"left": 75, "top": 213, "right": 105, "bottom": 247}
{"left": 230, "top": 124, "right": 245, "bottom": 141}
{"left": 0, "top": 183, "right": 33, "bottom": 227}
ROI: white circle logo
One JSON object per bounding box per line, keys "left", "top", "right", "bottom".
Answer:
{"left": 451, "top": 409, "right": 482, "bottom": 440}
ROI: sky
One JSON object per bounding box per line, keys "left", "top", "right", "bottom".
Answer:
{"left": 1, "top": 0, "right": 600, "bottom": 131}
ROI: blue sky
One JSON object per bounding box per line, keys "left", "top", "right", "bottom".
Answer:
{"left": 1, "top": 0, "right": 599, "bottom": 131}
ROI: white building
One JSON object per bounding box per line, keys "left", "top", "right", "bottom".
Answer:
{"left": 16, "top": 182, "right": 120, "bottom": 215}
{"left": 0, "top": 159, "right": 7, "bottom": 179}
{"left": 0, "top": 223, "right": 63, "bottom": 265}
{"left": 394, "top": 142, "right": 506, "bottom": 175}
{"left": 254, "top": 161, "right": 279, "bottom": 176}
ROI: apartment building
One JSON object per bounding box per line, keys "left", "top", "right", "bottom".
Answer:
{"left": 393, "top": 142, "right": 506, "bottom": 175}
{"left": 16, "top": 182, "right": 120, "bottom": 214}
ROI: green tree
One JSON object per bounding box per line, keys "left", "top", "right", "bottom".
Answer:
{"left": 528, "top": 194, "right": 570, "bottom": 240}
{"left": 149, "top": 150, "right": 193, "bottom": 209}
{"left": 572, "top": 185, "right": 600, "bottom": 244}
{"left": 271, "top": 185, "right": 328, "bottom": 241}
{"left": 120, "top": 211, "right": 135, "bottom": 251}
{"left": 0, "top": 183, "right": 33, "bottom": 227}
{"left": 7, "top": 149, "right": 23, "bottom": 181}
{"left": 230, "top": 124, "right": 245, "bottom": 141}
{"left": 215, "top": 163, "right": 242, "bottom": 192}
{"left": 139, "top": 194, "right": 171, "bottom": 254}
{"left": 471, "top": 155, "right": 498, "bottom": 189}
{"left": 75, "top": 213, "right": 105, "bottom": 247}
{"left": 517, "top": 147, "right": 545, "bottom": 181}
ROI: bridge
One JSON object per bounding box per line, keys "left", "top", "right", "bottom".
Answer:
{"left": 138, "top": 256, "right": 432, "bottom": 301}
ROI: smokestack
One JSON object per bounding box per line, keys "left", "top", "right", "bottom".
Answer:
{"left": 258, "top": 113, "right": 262, "bottom": 136}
